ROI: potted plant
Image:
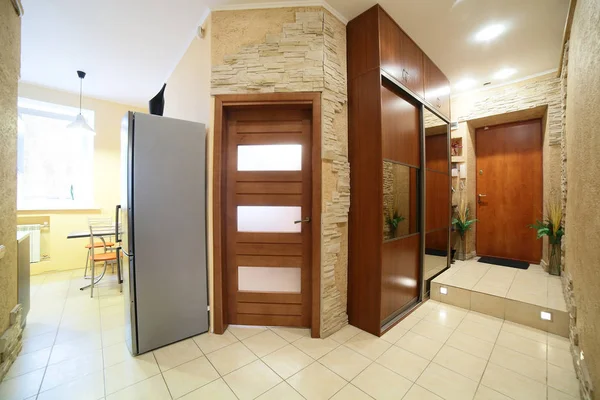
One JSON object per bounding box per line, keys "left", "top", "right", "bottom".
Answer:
{"left": 529, "top": 202, "right": 563, "bottom": 276}
{"left": 452, "top": 197, "right": 477, "bottom": 260}
{"left": 386, "top": 211, "right": 405, "bottom": 238}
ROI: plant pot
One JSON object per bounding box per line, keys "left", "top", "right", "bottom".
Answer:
{"left": 549, "top": 241, "right": 562, "bottom": 276}
{"left": 455, "top": 235, "right": 467, "bottom": 261}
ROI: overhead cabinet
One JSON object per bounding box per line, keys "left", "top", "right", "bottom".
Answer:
{"left": 347, "top": 4, "right": 452, "bottom": 337}
{"left": 347, "top": 5, "right": 450, "bottom": 119}
{"left": 424, "top": 55, "right": 451, "bottom": 118}
{"left": 379, "top": 10, "right": 425, "bottom": 98}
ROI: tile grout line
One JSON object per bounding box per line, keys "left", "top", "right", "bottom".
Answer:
{"left": 473, "top": 319, "right": 513, "bottom": 400}
{"left": 34, "top": 272, "right": 72, "bottom": 399}
{"left": 167, "top": 335, "right": 224, "bottom": 399}
{"left": 236, "top": 329, "right": 308, "bottom": 399}
{"left": 471, "top": 264, "right": 493, "bottom": 290}
{"left": 317, "top": 330, "right": 379, "bottom": 398}
{"left": 98, "top": 272, "right": 107, "bottom": 400}
{"left": 546, "top": 326, "right": 549, "bottom": 400}
{"left": 199, "top": 343, "right": 242, "bottom": 400}
{"left": 410, "top": 302, "right": 527, "bottom": 399}
{"left": 76, "top": 275, "right": 134, "bottom": 398}
{"left": 244, "top": 326, "right": 366, "bottom": 398}
{"left": 343, "top": 383, "right": 375, "bottom": 400}
{"left": 395, "top": 302, "right": 463, "bottom": 399}
{"left": 152, "top": 352, "right": 174, "bottom": 400}
{"left": 504, "top": 268, "right": 520, "bottom": 299}
{"left": 288, "top": 336, "right": 339, "bottom": 362}
{"left": 210, "top": 335, "right": 253, "bottom": 399}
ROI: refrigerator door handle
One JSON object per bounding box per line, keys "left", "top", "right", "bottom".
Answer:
{"left": 115, "top": 205, "right": 122, "bottom": 242}
{"left": 121, "top": 248, "right": 134, "bottom": 259}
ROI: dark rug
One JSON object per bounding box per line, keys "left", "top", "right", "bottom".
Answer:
{"left": 425, "top": 248, "right": 448, "bottom": 257}
{"left": 478, "top": 256, "right": 529, "bottom": 270}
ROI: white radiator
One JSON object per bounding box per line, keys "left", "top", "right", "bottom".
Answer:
{"left": 17, "top": 224, "right": 41, "bottom": 263}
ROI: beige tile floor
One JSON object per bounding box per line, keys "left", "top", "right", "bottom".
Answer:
{"left": 0, "top": 269, "right": 581, "bottom": 400}
{"left": 433, "top": 259, "right": 567, "bottom": 312}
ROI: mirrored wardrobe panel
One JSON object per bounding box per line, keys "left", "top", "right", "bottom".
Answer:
{"left": 423, "top": 108, "right": 451, "bottom": 295}
{"left": 383, "top": 162, "right": 419, "bottom": 241}
{"left": 379, "top": 81, "right": 422, "bottom": 327}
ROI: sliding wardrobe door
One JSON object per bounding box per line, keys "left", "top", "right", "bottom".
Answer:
{"left": 380, "top": 79, "right": 421, "bottom": 325}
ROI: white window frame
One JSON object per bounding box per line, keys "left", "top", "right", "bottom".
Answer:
{"left": 17, "top": 97, "right": 95, "bottom": 211}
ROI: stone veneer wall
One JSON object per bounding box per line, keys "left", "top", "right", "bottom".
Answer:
{"left": 0, "top": 306, "right": 23, "bottom": 381}
{"left": 455, "top": 74, "right": 562, "bottom": 144}
{"left": 451, "top": 73, "right": 563, "bottom": 260}
{"left": 211, "top": 9, "right": 349, "bottom": 336}
{"left": 0, "top": 0, "right": 21, "bottom": 378}
{"left": 562, "top": 0, "right": 600, "bottom": 395}
{"left": 558, "top": 40, "right": 593, "bottom": 400}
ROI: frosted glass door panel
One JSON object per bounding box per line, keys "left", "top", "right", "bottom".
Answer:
{"left": 238, "top": 267, "right": 301, "bottom": 293}
{"left": 237, "top": 206, "right": 301, "bottom": 233}
{"left": 238, "top": 145, "right": 302, "bottom": 171}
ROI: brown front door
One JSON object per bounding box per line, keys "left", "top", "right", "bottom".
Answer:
{"left": 476, "top": 119, "right": 543, "bottom": 263}
{"left": 224, "top": 106, "right": 312, "bottom": 327}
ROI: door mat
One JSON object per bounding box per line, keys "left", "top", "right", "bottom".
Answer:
{"left": 478, "top": 256, "right": 529, "bottom": 270}
{"left": 425, "top": 248, "right": 448, "bottom": 257}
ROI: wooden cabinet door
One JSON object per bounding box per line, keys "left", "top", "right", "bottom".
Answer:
{"left": 378, "top": 8, "right": 424, "bottom": 98}
{"left": 381, "top": 80, "right": 421, "bottom": 167}
{"left": 424, "top": 55, "right": 450, "bottom": 118}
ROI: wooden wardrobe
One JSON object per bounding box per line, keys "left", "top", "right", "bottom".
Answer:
{"left": 347, "top": 4, "right": 451, "bottom": 336}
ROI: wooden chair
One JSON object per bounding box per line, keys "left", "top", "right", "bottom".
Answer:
{"left": 84, "top": 217, "right": 115, "bottom": 278}
{"left": 85, "top": 220, "right": 120, "bottom": 298}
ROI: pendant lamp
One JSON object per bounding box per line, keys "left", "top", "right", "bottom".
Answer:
{"left": 67, "top": 70, "right": 95, "bottom": 133}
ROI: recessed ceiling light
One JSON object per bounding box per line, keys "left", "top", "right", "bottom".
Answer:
{"left": 474, "top": 24, "right": 506, "bottom": 42}
{"left": 493, "top": 68, "right": 517, "bottom": 80}
{"left": 455, "top": 78, "right": 476, "bottom": 91}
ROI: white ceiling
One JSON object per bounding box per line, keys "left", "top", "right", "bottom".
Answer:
{"left": 20, "top": 0, "right": 210, "bottom": 107}
{"left": 20, "top": 0, "right": 569, "bottom": 106}
{"left": 326, "top": 0, "right": 569, "bottom": 94}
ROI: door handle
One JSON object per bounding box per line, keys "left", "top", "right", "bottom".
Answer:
{"left": 294, "top": 217, "right": 311, "bottom": 224}
{"left": 478, "top": 194, "right": 487, "bottom": 204}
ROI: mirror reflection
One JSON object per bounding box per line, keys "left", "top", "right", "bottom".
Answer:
{"left": 383, "top": 161, "right": 419, "bottom": 241}
{"left": 424, "top": 108, "right": 449, "bottom": 174}
{"left": 423, "top": 107, "right": 451, "bottom": 288}
{"left": 425, "top": 229, "right": 449, "bottom": 281}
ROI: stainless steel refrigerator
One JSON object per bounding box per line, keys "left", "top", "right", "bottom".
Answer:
{"left": 119, "top": 112, "right": 208, "bottom": 355}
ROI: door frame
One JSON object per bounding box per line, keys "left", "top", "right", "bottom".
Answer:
{"left": 213, "top": 92, "right": 322, "bottom": 338}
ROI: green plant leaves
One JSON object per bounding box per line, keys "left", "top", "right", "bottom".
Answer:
{"left": 453, "top": 206, "right": 477, "bottom": 237}
{"left": 528, "top": 218, "right": 563, "bottom": 243}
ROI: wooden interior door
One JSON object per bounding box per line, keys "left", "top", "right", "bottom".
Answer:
{"left": 225, "top": 106, "right": 312, "bottom": 327}
{"left": 476, "top": 119, "right": 542, "bottom": 263}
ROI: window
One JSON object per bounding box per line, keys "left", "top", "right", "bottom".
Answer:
{"left": 17, "top": 98, "right": 95, "bottom": 210}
